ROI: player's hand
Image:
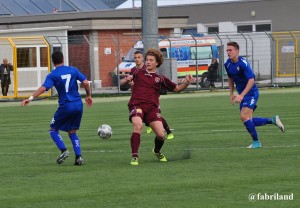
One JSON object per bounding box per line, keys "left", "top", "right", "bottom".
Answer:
{"left": 126, "top": 75, "right": 133, "bottom": 83}
{"left": 128, "top": 80, "right": 134, "bottom": 86}
{"left": 21, "top": 99, "right": 30, "bottom": 107}
{"left": 230, "top": 94, "right": 236, "bottom": 105}
{"left": 185, "top": 74, "right": 194, "bottom": 84}
{"left": 233, "top": 94, "right": 244, "bottom": 104}
{"left": 85, "top": 96, "right": 93, "bottom": 108}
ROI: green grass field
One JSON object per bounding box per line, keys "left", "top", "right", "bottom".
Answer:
{"left": 0, "top": 88, "right": 299, "bottom": 208}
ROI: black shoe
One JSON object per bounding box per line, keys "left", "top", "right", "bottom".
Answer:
{"left": 56, "top": 150, "right": 70, "bottom": 164}
{"left": 74, "top": 156, "right": 84, "bottom": 166}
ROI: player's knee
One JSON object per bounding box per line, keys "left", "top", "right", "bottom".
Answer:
{"left": 240, "top": 114, "right": 249, "bottom": 122}
{"left": 155, "top": 131, "right": 165, "bottom": 139}
{"left": 49, "top": 128, "right": 57, "bottom": 132}
{"left": 133, "top": 123, "right": 143, "bottom": 134}
{"left": 68, "top": 130, "right": 77, "bottom": 134}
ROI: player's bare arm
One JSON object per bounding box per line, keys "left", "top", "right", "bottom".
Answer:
{"left": 234, "top": 78, "right": 255, "bottom": 103}
{"left": 21, "top": 86, "right": 46, "bottom": 106}
{"left": 173, "top": 74, "right": 194, "bottom": 93}
{"left": 228, "top": 77, "right": 236, "bottom": 105}
{"left": 120, "top": 75, "right": 133, "bottom": 86}
{"left": 82, "top": 79, "right": 93, "bottom": 108}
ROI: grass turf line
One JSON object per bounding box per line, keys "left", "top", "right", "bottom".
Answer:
{"left": 0, "top": 88, "right": 299, "bottom": 208}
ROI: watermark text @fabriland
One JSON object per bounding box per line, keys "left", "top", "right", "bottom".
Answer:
{"left": 249, "top": 193, "right": 294, "bottom": 202}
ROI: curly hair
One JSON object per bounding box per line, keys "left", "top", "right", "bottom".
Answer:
{"left": 145, "top": 48, "right": 164, "bottom": 68}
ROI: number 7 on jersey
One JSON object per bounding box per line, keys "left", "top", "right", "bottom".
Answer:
{"left": 61, "top": 74, "right": 71, "bottom": 92}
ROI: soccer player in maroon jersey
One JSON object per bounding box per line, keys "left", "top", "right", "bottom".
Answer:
{"left": 131, "top": 50, "right": 174, "bottom": 139}
{"left": 121, "top": 48, "right": 194, "bottom": 165}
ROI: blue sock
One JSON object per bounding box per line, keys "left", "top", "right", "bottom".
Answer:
{"left": 69, "top": 133, "right": 81, "bottom": 156}
{"left": 49, "top": 130, "right": 66, "bottom": 151}
{"left": 244, "top": 119, "right": 259, "bottom": 141}
{"left": 252, "top": 117, "right": 273, "bottom": 126}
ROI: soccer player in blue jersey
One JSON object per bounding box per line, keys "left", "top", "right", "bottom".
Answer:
{"left": 21, "top": 51, "right": 93, "bottom": 165}
{"left": 225, "top": 42, "right": 284, "bottom": 148}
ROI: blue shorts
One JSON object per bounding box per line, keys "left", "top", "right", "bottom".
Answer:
{"left": 240, "top": 91, "right": 259, "bottom": 111}
{"left": 50, "top": 100, "right": 83, "bottom": 132}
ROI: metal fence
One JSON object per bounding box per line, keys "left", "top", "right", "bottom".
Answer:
{"left": 56, "top": 31, "right": 298, "bottom": 94}
{"left": 2, "top": 31, "right": 299, "bottom": 99}
{"left": 212, "top": 31, "right": 300, "bottom": 88}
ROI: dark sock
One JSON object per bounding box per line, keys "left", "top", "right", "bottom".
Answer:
{"left": 154, "top": 137, "right": 165, "bottom": 153}
{"left": 61, "top": 148, "right": 67, "bottom": 153}
{"left": 131, "top": 133, "right": 140, "bottom": 157}
{"left": 161, "top": 118, "right": 172, "bottom": 134}
{"left": 244, "top": 119, "right": 259, "bottom": 141}
{"left": 253, "top": 117, "right": 273, "bottom": 126}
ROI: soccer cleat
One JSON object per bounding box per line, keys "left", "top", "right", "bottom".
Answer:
{"left": 56, "top": 150, "right": 70, "bottom": 164}
{"left": 274, "top": 115, "right": 285, "bottom": 133}
{"left": 167, "top": 133, "right": 174, "bottom": 140}
{"left": 130, "top": 157, "right": 139, "bottom": 166}
{"left": 246, "top": 141, "right": 262, "bottom": 149}
{"left": 146, "top": 127, "right": 152, "bottom": 134}
{"left": 152, "top": 149, "right": 167, "bottom": 162}
{"left": 74, "top": 156, "right": 84, "bottom": 166}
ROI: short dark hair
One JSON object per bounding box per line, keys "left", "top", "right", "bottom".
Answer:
{"left": 227, "top": 41, "right": 239, "bottom": 50}
{"left": 52, "top": 51, "right": 64, "bottom": 65}
{"left": 145, "top": 48, "right": 164, "bottom": 68}
{"left": 134, "top": 50, "right": 143, "bottom": 55}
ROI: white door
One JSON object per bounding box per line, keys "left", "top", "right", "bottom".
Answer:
{"left": 17, "top": 46, "right": 49, "bottom": 91}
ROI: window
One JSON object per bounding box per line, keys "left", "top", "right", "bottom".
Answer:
{"left": 256, "top": 24, "right": 271, "bottom": 32}
{"left": 190, "top": 46, "right": 212, "bottom": 60}
{"left": 53, "top": 47, "right": 61, "bottom": 52}
{"left": 182, "top": 29, "right": 198, "bottom": 36}
{"left": 40, "top": 47, "right": 48, "bottom": 67}
{"left": 208, "top": 27, "right": 219, "bottom": 34}
{"left": 68, "top": 31, "right": 84, "bottom": 44}
{"left": 237, "top": 25, "right": 253, "bottom": 33}
{"left": 17, "top": 48, "right": 37, "bottom": 67}
{"left": 160, "top": 48, "right": 168, "bottom": 58}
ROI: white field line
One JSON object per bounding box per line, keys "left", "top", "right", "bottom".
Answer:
{"left": 1, "top": 88, "right": 300, "bottom": 107}
{"left": 0, "top": 144, "right": 299, "bottom": 155}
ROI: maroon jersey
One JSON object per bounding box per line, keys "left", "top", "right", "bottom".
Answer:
{"left": 128, "top": 67, "right": 176, "bottom": 108}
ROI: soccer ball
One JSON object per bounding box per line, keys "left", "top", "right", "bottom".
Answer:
{"left": 97, "top": 124, "right": 112, "bottom": 139}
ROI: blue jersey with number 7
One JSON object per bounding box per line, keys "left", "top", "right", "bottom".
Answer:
{"left": 42, "top": 65, "right": 87, "bottom": 105}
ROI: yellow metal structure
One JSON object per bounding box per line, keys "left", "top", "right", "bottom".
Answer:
{"left": 272, "top": 31, "right": 300, "bottom": 77}
{"left": 0, "top": 36, "right": 51, "bottom": 99}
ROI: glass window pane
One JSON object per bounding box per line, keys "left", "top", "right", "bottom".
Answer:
{"left": 0, "top": 2, "right": 12, "bottom": 15}
{"left": 237, "top": 25, "right": 253, "bottom": 33}
{"left": 86, "top": 0, "right": 112, "bottom": 9}
{"left": 0, "top": 0, "right": 28, "bottom": 15}
{"left": 30, "top": 0, "right": 55, "bottom": 13}
{"left": 53, "top": 47, "right": 61, "bottom": 52}
{"left": 71, "top": 0, "right": 95, "bottom": 10}
{"left": 17, "top": 48, "right": 37, "bottom": 68}
{"left": 256, "top": 24, "right": 271, "bottom": 32}
{"left": 160, "top": 48, "right": 168, "bottom": 58}
{"left": 49, "top": 0, "right": 76, "bottom": 12}
{"left": 190, "top": 46, "right": 212, "bottom": 60}
{"left": 40, "top": 47, "right": 48, "bottom": 67}
{"left": 16, "top": 0, "right": 44, "bottom": 15}
{"left": 208, "top": 27, "right": 219, "bottom": 34}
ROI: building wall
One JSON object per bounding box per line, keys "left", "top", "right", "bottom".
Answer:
{"left": 98, "top": 29, "right": 171, "bottom": 87}
{"left": 157, "top": 0, "right": 300, "bottom": 31}
{"left": 68, "top": 31, "right": 91, "bottom": 80}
